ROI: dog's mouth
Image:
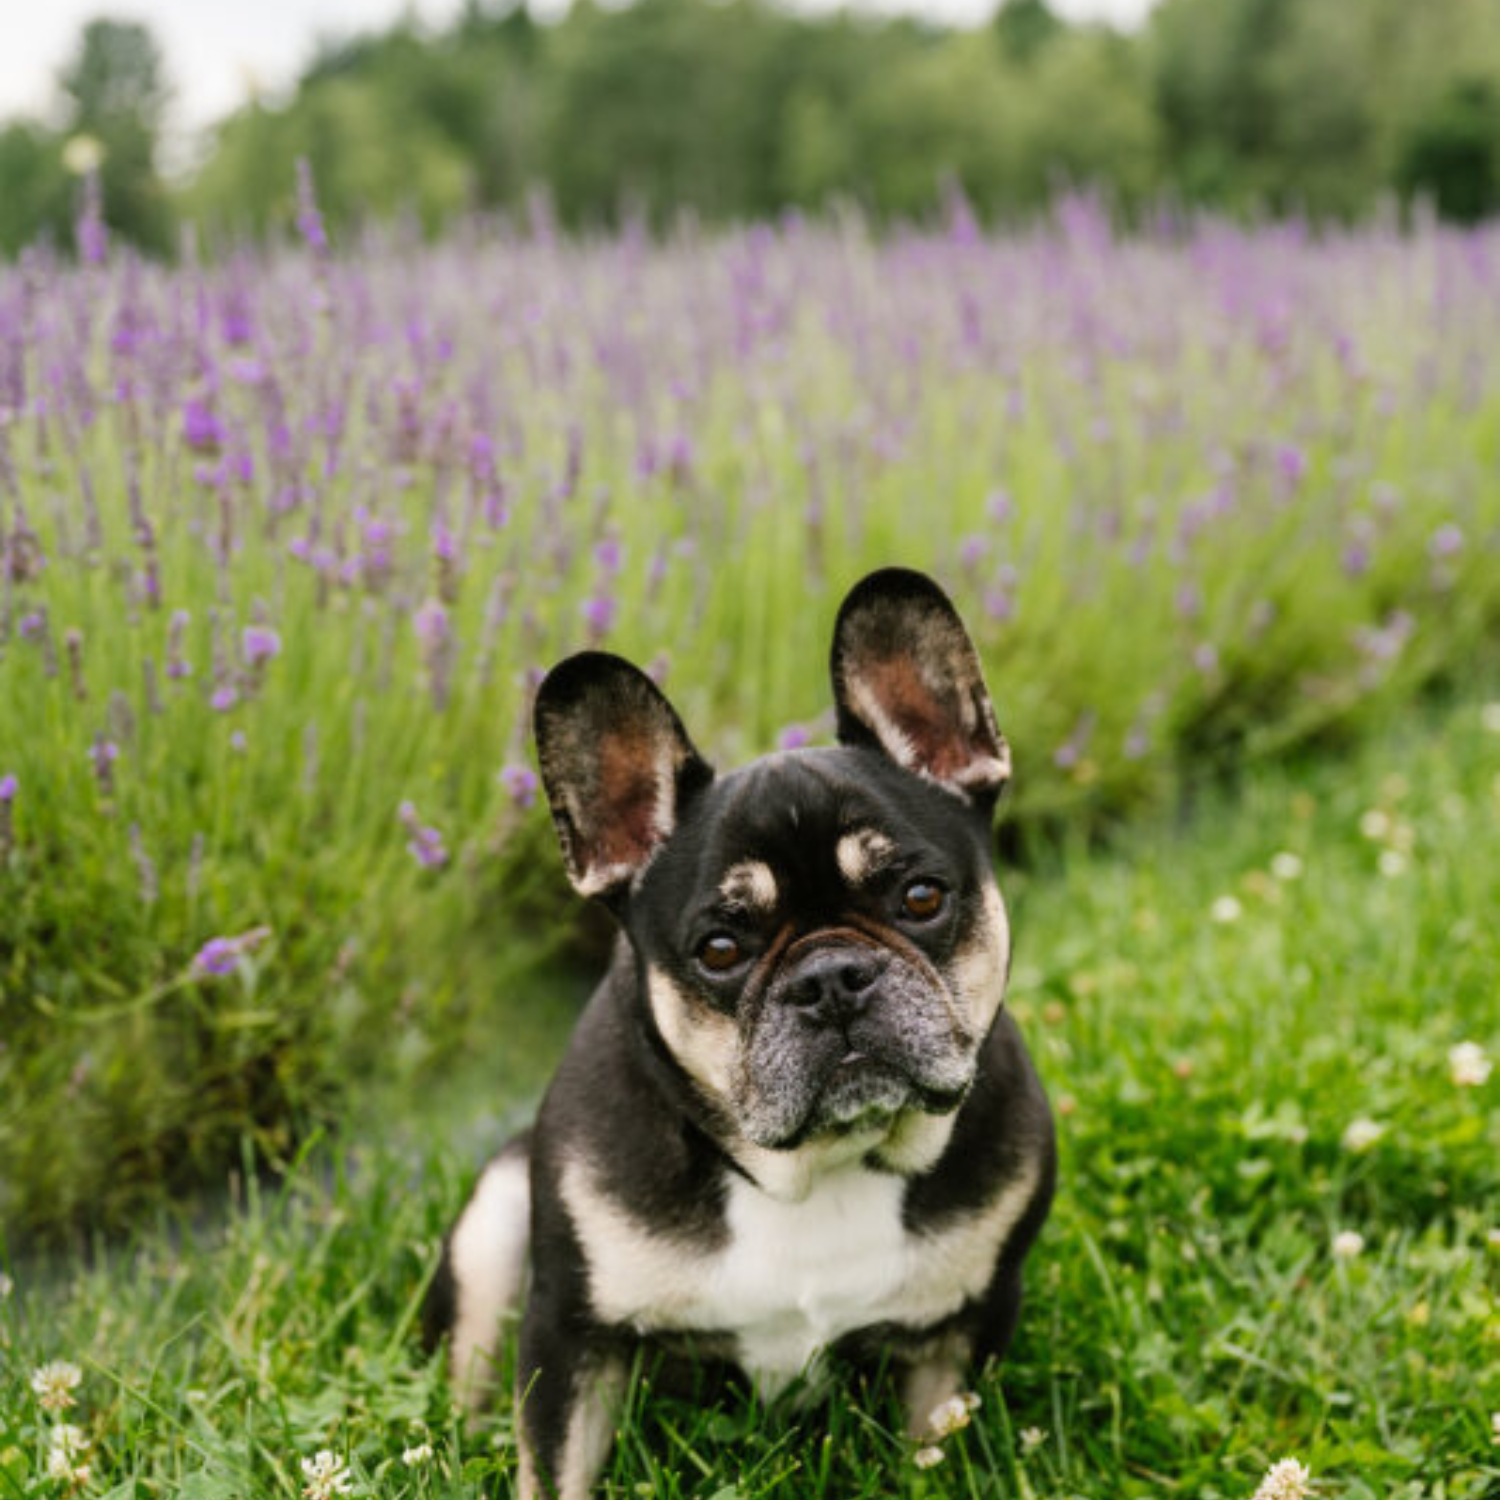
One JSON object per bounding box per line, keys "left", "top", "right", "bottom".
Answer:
{"left": 756, "top": 1045, "right": 972, "bottom": 1150}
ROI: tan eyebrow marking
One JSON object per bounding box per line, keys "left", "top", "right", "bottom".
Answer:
{"left": 719, "top": 860, "right": 778, "bottom": 911}
{"left": 836, "top": 828, "right": 898, "bottom": 885}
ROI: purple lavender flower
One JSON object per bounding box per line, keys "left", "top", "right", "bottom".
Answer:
{"left": 1354, "top": 610, "right": 1415, "bottom": 663}
{"left": 986, "top": 489, "right": 1014, "bottom": 525}
{"left": 983, "top": 589, "right": 1014, "bottom": 623}
{"left": 182, "top": 400, "right": 226, "bottom": 454}
{"left": 75, "top": 168, "right": 108, "bottom": 265}
{"left": 398, "top": 800, "right": 448, "bottom": 869}
{"left": 167, "top": 609, "right": 192, "bottom": 680}
{"left": 582, "top": 595, "right": 617, "bottom": 640}
{"left": 295, "top": 158, "right": 329, "bottom": 255}
{"left": 192, "top": 926, "right": 270, "bottom": 978}
{"left": 0, "top": 773, "right": 15, "bottom": 860}
{"left": 1275, "top": 444, "right": 1307, "bottom": 489}
{"left": 413, "top": 600, "right": 450, "bottom": 647}
{"left": 88, "top": 736, "right": 119, "bottom": 795}
{"left": 242, "top": 626, "right": 282, "bottom": 666}
{"left": 1428, "top": 524, "right": 1463, "bottom": 559}
{"left": 777, "top": 724, "right": 812, "bottom": 750}
{"left": 18, "top": 611, "right": 45, "bottom": 640}
{"left": 500, "top": 764, "right": 539, "bottom": 810}
{"left": 595, "top": 537, "right": 623, "bottom": 575}
{"left": 193, "top": 938, "right": 237, "bottom": 976}
{"left": 211, "top": 684, "right": 238, "bottom": 713}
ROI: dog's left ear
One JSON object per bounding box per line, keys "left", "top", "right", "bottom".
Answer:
{"left": 831, "top": 568, "right": 1010, "bottom": 805}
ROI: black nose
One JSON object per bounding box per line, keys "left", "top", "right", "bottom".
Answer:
{"left": 784, "top": 949, "right": 886, "bottom": 1027}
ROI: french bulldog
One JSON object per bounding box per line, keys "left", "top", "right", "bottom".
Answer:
{"left": 424, "top": 567, "right": 1056, "bottom": 1499}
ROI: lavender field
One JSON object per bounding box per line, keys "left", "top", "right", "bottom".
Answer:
{"left": 3, "top": 197, "right": 1500, "bottom": 1237}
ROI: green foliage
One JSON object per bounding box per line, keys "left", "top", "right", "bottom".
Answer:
{"left": 1399, "top": 78, "right": 1500, "bottom": 225}
{"left": 0, "top": 125, "right": 72, "bottom": 256}
{"left": 1, "top": 693, "right": 1495, "bottom": 1496}
{"left": 10, "top": 0, "right": 1500, "bottom": 250}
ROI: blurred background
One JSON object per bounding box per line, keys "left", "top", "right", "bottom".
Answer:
{"left": 3, "top": 0, "right": 1500, "bottom": 253}
{"left": 1, "top": 9, "right": 1497, "bottom": 1495}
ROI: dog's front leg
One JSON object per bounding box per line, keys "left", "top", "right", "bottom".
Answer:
{"left": 899, "top": 1332, "right": 973, "bottom": 1440}
{"left": 515, "top": 1309, "right": 624, "bottom": 1500}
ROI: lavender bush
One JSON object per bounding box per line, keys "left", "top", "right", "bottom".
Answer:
{"left": 2, "top": 192, "right": 1498, "bottom": 1235}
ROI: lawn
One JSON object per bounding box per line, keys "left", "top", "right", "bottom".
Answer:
{"left": 3, "top": 690, "right": 1495, "bottom": 1500}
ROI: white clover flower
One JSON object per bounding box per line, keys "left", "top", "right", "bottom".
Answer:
{"left": 0, "top": 1271, "right": 13, "bottom": 1298}
{"left": 1340, "top": 1117, "right": 1385, "bottom": 1152}
{"left": 45, "top": 1424, "right": 92, "bottom": 1486}
{"left": 1488, "top": 1226, "right": 1500, "bottom": 1249}
{"left": 912, "top": 1446, "right": 946, "bottom": 1469}
{"left": 1359, "top": 809, "right": 1390, "bottom": 840}
{"left": 48, "top": 1424, "right": 89, "bottom": 1458}
{"left": 1019, "top": 1425, "right": 1047, "bottom": 1452}
{"left": 1269, "top": 852, "right": 1303, "bottom": 881}
{"left": 1251, "top": 1457, "right": 1313, "bottom": 1500}
{"left": 1449, "top": 1041, "right": 1491, "bottom": 1087}
{"left": 31, "top": 1360, "right": 83, "bottom": 1411}
{"left": 401, "top": 1444, "right": 433, "bottom": 1467}
{"left": 301, "top": 1449, "right": 353, "bottom": 1500}
{"left": 1211, "top": 894, "right": 1243, "bottom": 923}
{"left": 1481, "top": 703, "right": 1500, "bottom": 734}
{"left": 927, "top": 1394, "right": 972, "bottom": 1438}
{"left": 1378, "top": 849, "right": 1406, "bottom": 878}
{"left": 1490, "top": 1410, "right": 1499, "bottom": 1444}
{"left": 961, "top": 1391, "right": 981, "bottom": 1413}
{"left": 1332, "top": 1229, "right": 1365, "bottom": 1259}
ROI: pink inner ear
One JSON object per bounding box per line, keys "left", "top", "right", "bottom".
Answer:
{"left": 591, "top": 732, "right": 664, "bottom": 872}
{"left": 863, "top": 656, "right": 978, "bottom": 781}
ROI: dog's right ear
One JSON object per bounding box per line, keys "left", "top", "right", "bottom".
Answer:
{"left": 533, "top": 652, "right": 713, "bottom": 900}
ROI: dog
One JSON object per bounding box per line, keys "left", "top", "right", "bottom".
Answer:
{"left": 424, "top": 567, "right": 1056, "bottom": 1498}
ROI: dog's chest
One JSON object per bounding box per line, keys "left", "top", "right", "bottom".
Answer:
{"left": 709, "top": 1169, "right": 916, "bottom": 1387}
{"left": 567, "top": 1158, "right": 1012, "bottom": 1395}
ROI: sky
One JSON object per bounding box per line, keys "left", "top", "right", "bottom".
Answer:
{"left": 0, "top": 0, "right": 1157, "bottom": 146}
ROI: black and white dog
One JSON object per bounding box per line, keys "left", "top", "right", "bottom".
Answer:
{"left": 425, "top": 568, "right": 1055, "bottom": 1498}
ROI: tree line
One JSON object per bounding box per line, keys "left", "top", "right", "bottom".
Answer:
{"left": 4, "top": 0, "right": 1500, "bottom": 257}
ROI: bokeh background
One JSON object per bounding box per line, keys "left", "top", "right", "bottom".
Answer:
{"left": 3, "top": 0, "right": 1500, "bottom": 253}
{"left": 0, "top": 7, "right": 1496, "bottom": 1497}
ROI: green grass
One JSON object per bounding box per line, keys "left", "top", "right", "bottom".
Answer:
{"left": 3, "top": 692, "right": 1496, "bottom": 1499}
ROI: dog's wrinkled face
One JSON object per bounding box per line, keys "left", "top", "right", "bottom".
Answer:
{"left": 633, "top": 749, "right": 1008, "bottom": 1149}
{"left": 534, "top": 567, "right": 1013, "bottom": 1162}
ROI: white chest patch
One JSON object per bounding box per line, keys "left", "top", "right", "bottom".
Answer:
{"left": 561, "top": 1152, "right": 1041, "bottom": 1398}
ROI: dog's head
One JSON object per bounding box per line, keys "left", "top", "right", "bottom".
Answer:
{"left": 534, "top": 568, "right": 1012, "bottom": 1174}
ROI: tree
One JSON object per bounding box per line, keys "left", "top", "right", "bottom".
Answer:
{"left": 1399, "top": 77, "right": 1500, "bottom": 223}
{"left": 59, "top": 18, "right": 168, "bottom": 132}
{"left": 56, "top": 17, "right": 174, "bottom": 253}
{"left": 995, "top": 0, "right": 1062, "bottom": 64}
{"left": 0, "top": 124, "right": 73, "bottom": 255}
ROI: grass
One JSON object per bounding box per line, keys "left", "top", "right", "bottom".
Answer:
{"left": 2, "top": 690, "right": 1495, "bottom": 1499}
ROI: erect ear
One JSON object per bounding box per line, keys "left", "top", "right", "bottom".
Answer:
{"left": 534, "top": 652, "right": 713, "bottom": 899}
{"left": 831, "top": 567, "right": 1010, "bottom": 804}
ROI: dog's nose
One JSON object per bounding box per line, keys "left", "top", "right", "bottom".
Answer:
{"left": 784, "top": 950, "right": 886, "bottom": 1026}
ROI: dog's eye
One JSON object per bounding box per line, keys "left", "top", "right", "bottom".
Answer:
{"left": 697, "top": 933, "right": 744, "bottom": 972}
{"left": 901, "top": 881, "right": 945, "bottom": 921}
